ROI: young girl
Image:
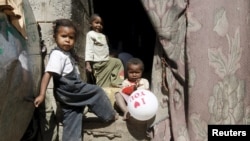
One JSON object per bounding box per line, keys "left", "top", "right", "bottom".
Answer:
{"left": 34, "top": 19, "right": 118, "bottom": 141}
{"left": 115, "top": 58, "right": 150, "bottom": 120}
{"left": 85, "top": 14, "right": 124, "bottom": 88}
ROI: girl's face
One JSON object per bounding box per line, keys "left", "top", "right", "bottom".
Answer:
{"left": 127, "top": 64, "right": 143, "bottom": 82}
{"left": 91, "top": 16, "right": 103, "bottom": 32}
{"left": 55, "top": 26, "right": 76, "bottom": 51}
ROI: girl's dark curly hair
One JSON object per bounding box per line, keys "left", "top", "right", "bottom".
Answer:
{"left": 52, "top": 19, "right": 78, "bottom": 39}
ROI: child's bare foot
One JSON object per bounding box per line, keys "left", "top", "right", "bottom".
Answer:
{"left": 122, "top": 111, "right": 130, "bottom": 121}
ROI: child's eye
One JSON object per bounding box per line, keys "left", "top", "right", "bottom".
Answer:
{"left": 69, "top": 36, "right": 75, "bottom": 39}
{"left": 69, "top": 34, "right": 75, "bottom": 38}
{"left": 61, "top": 35, "right": 67, "bottom": 38}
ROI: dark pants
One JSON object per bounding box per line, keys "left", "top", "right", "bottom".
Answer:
{"left": 53, "top": 70, "right": 116, "bottom": 141}
{"left": 61, "top": 106, "right": 83, "bottom": 141}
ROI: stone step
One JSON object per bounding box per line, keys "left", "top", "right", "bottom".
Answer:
{"left": 83, "top": 112, "right": 151, "bottom": 141}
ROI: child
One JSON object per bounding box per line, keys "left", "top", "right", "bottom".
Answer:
{"left": 85, "top": 13, "right": 124, "bottom": 88}
{"left": 115, "top": 58, "right": 150, "bottom": 120}
{"left": 34, "top": 19, "right": 118, "bottom": 141}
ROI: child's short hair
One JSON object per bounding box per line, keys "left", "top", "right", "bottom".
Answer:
{"left": 126, "top": 58, "right": 144, "bottom": 71}
{"left": 89, "top": 13, "right": 101, "bottom": 24}
{"left": 52, "top": 19, "right": 78, "bottom": 38}
{"left": 89, "top": 13, "right": 103, "bottom": 31}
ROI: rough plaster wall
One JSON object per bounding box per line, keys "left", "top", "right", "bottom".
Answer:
{"left": 71, "top": 0, "right": 92, "bottom": 81}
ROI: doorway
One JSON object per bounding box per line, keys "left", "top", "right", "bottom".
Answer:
{"left": 92, "top": 0, "right": 156, "bottom": 81}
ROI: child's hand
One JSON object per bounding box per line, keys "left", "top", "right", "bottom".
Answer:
{"left": 85, "top": 62, "right": 92, "bottom": 73}
{"left": 34, "top": 95, "right": 45, "bottom": 108}
{"left": 122, "top": 85, "right": 136, "bottom": 95}
{"left": 86, "top": 66, "right": 92, "bottom": 73}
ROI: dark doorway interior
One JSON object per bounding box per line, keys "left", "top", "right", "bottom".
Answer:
{"left": 92, "top": 0, "right": 156, "bottom": 81}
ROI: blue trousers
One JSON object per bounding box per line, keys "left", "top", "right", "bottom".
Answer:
{"left": 53, "top": 70, "right": 116, "bottom": 141}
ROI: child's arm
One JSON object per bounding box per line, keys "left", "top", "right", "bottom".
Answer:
{"left": 85, "top": 32, "right": 95, "bottom": 72}
{"left": 34, "top": 72, "right": 52, "bottom": 107}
